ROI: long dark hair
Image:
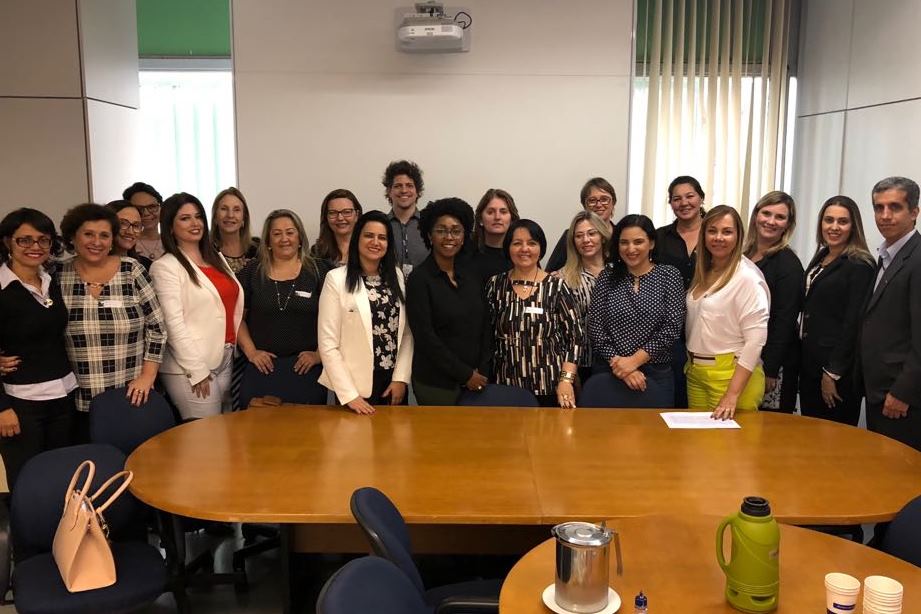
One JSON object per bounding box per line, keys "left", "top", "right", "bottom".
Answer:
{"left": 313, "top": 189, "right": 363, "bottom": 262}
{"left": 609, "top": 214, "right": 658, "bottom": 279}
{"left": 160, "top": 192, "right": 233, "bottom": 285}
{"left": 345, "top": 211, "right": 404, "bottom": 303}
{"left": 105, "top": 199, "right": 143, "bottom": 259}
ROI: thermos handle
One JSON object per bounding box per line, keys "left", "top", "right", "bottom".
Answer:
{"left": 612, "top": 529, "right": 623, "bottom": 576}
{"left": 716, "top": 517, "right": 732, "bottom": 573}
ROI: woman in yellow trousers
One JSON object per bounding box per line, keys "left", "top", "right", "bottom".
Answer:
{"left": 685, "top": 206, "right": 770, "bottom": 419}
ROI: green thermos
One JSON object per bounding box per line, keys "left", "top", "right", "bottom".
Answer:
{"left": 716, "top": 496, "right": 780, "bottom": 613}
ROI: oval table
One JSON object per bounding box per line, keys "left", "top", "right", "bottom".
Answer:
{"left": 126, "top": 405, "right": 921, "bottom": 525}
{"left": 499, "top": 515, "right": 921, "bottom": 613}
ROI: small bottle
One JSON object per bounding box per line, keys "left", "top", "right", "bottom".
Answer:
{"left": 634, "top": 590, "right": 648, "bottom": 613}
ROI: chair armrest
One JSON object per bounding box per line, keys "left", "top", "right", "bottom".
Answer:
{"left": 0, "top": 498, "right": 11, "bottom": 605}
{"left": 435, "top": 596, "right": 499, "bottom": 614}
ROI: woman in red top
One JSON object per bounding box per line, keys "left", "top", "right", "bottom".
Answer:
{"left": 151, "top": 193, "right": 243, "bottom": 420}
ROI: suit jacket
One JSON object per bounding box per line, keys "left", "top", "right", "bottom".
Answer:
{"left": 317, "top": 267, "right": 414, "bottom": 403}
{"left": 860, "top": 231, "right": 921, "bottom": 407}
{"left": 800, "top": 249, "right": 874, "bottom": 378}
{"left": 755, "top": 247, "right": 805, "bottom": 377}
{"left": 150, "top": 252, "right": 244, "bottom": 384}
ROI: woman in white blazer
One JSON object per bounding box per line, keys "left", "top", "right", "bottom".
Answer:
{"left": 151, "top": 193, "right": 244, "bottom": 420}
{"left": 318, "top": 211, "right": 413, "bottom": 414}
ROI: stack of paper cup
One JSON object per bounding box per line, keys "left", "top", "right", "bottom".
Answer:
{"left": 864, "top": 575, "right": 904, "bottom": 613}
{"left": 825, "top": 573, "right": 861, "bottom": 613}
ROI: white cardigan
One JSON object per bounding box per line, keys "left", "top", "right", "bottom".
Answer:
{"left": 318, "top": 267, "right": 413, "bottom": 403}
{"left": 150, "top": 252, "right": 244, "bottom": 384}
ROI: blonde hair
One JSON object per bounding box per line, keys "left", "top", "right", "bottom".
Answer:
{"left": 742, "top": 190, "right": 796, "bottom": 258}
{"left": 560, "top": 211, "right": 611, "bottom": 288}
{"left": 255, "top": 209, "right": 319, "bottom": 281}
{"left": 211, "top": 187, "right": 253, "bottom": 250}
{"left": 690, "top": 205, "right": 745, "bottom": 295}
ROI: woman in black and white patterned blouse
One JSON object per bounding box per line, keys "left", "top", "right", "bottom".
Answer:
{"left": 588, "top": 214, "right": 685, "bottom": 407}
{"left": 486, "top": 219, "right": 582, "bottom": 407}
{"left": 318, "top": 211, "right": 413, "bottom": 415}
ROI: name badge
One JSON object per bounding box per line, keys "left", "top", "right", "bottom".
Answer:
{"left": 295, "top": 290, "right": 312, "bottom": 298}
{"left": 99, "top": 299, "right": 124, "bottom": 308}
{"left": 401, "top": 263, "right": 413, "bottom": 277}
{"left": 524, "top": 306, "right": 544, "bottom": 316}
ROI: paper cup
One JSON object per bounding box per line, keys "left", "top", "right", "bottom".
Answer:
{"left": 825, "top": 573, "right": 861, "bottom": 614}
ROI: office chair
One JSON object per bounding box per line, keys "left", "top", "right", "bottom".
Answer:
{"left": 579, "top": 373, "right": 668, "bottom": 408}
{"left": 881, "top": 494, "right": 921, "bottom": 567}
{"left": 89, "top": 387, "right": 245, "bottom": 597}
{"left": 350, "top": 487, "right": 501, "bottom": 612}
{"left": 238, "top": 354, "right": 327, "bottom": 408}
{"left": 457, "top": 384, "right": 538, "bottom": 407}
{"left": 1, "top": 444, "right": 167, "bottom": 613}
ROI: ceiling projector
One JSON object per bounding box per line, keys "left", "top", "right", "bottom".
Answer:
{"left": 397, "top": 2, "right": 471, "bottom": 53}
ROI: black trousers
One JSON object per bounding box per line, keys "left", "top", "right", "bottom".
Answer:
{"left": 0, "top": 393, "right": 75, "bottom": 491}
{"left": 866, "top": 400, "right": 921, "bottom": 452}
{"left": 337, "top": 369, "right": 408, "bottom": 407}
{"left": 798, "top": 374, "right": 861, "bottom": 426}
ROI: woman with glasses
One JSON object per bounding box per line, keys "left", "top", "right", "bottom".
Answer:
{"left": 123, "top": 181, "right": 165, "bottom": 261}
{"left": 546, "top": 178, "right": 617, "bottom": 272}
{"left": 236, "top": 210, "right": 330, "bottom": 406}
{"left": 211, "top": 187, "right": 260, "bottom": 274}
{"left": 0, "top": 208, "right": 76, "bottom": 490}
{"left": 318, "top": 211, "right": 413, "bottom": 414}
{"left": 471, "top": 188, "right": 520, "bottom": 282}
{"left": 105, "top": 200, "right": 152, "bottom": 270}
{"left": 407, "top": 198, "right": 492, "bottom": 405}
{"left": 57, "top": 204, "right": 166, "bottom": 439}
{"left": 312, "top": 189, "right": 363, "bottom": 268}
{"left": 487, "top": 219, "right": 582, "bottom": 407}
{"left": 151, "top": 193, "right": 244, "bottom": 420}
{"left": 553, "top": 211, "right": 611, "bottom": 383}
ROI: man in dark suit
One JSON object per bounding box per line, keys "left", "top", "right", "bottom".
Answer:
{"left": 860, "top": 176, "right": 921, "bottom": 451}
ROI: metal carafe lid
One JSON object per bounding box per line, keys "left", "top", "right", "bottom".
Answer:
{"left": 552, "top": 521, "right": 612, "bottom": 547}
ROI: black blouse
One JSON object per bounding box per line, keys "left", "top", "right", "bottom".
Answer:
{"left": 406, "top": 256, "right": 492, "bottom": 389}
{"left": 237, "top": 260, "right": 328, "bottom": 357}
{"left": 655, "top": 220, "right": 697, "bottom": 288}
{"left": 754, "top": 247, "right": 805, "bottom": 378}
{"left": 363, "top": 275, "right": 400, "bottom": 370}
{"left": 470, "top": 245, "right": 511, "bottom": 284}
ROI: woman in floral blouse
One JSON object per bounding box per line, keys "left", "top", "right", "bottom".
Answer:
{"left": 318, "top": 211, "right": 413, "bottom": 414}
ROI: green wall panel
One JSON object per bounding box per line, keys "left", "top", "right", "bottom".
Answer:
{"left": 137, "top": 0, "right": 231, "bottom": 57}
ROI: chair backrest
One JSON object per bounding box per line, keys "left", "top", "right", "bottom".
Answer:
{"left": 579, "top": 373, "right": 666, "bottom": 409}
{"left": 457, "top": 384, "right": 539, "bottom": 407}
{"left": 10, "top": 444, "right": 141, "bottom": 562}
{"left": 881, "top": 494, "right": 921, "bottom": 567}
{"left": 316, "top": 556, "right": 428, "bottom": 614}
{"left": 89, "top": 388, "right": 175, "bottom": 455}
{"left": 349, "top": 487, "right": 425, "bottom": 594}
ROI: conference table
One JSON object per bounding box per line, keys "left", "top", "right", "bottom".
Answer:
{"left": 499, "top": 515, "right": 921, "bottom": 613}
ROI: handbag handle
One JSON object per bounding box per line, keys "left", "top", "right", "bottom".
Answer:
{"left": 90, "top": 471, "right": 134, "bottom": 515}
{"left": 63, "top": 460, "right": 96, "bottom": 506}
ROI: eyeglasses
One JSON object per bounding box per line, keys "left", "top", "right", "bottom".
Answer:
{"left": 13, "top": 236, "right": 52, "bottom": 249}
{"left": 433, "top": 227, "right": 464, "bottom": 238}
{"left": 585, "top": 196, "right": 613, "bottom": 207}
{"left": 137, "top": 204, "right": 160, "bottom": 214}
{"left": 119, "top": 220, "right": 145, "bottom": 233}
{"left": 327, "top": 208, "right": 356, "bottom": 220}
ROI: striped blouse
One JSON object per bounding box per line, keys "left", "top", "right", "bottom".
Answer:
{"left": 58, "top": 258, "right": 167, "bottom": 412}
{"left": 556, "top": 268, "right": 598, "bottom": 368}
{"left": 486, "top": 272, "right": 582, "bottom": 396}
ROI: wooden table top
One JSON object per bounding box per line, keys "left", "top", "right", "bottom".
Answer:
{"left": 125, "top": 405, "right": 921, "bottom": 524}
{"left": 499, "top": 515, "right": 921, "bottom": 613}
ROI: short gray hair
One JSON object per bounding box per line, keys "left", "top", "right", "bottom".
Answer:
{"left": 873, "top": 176, "right": 920, "bottom": 210}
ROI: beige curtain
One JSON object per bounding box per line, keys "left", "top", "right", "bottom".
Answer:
{"left": 637, "top": 0, "right": 792, "bottom": 224}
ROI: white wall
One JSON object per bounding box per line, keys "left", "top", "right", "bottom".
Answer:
{"left": 232, "top": 0, "right": 634, "bottom": 243}
{"left": 791, "top": 0, "right": 921, "bottom": 261}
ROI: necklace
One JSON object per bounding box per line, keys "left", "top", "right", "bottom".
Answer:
{"left": 510, "top": 267, "right": 540, "bottom": 298}
{"left": 85, "top": 281, "right": 106, "bottom": 289}
{"left": 273, "top": 279, "right": 296, "bottom": 311}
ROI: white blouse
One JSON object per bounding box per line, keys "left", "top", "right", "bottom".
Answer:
{"left": 686, "top": 257, "right": 770, "bottom": 371}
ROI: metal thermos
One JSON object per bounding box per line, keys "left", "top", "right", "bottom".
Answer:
{"left": 552, "top": 521, "right": 623, "bottom": 613}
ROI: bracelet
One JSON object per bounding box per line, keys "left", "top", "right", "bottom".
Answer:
{"left": 559, "top": 371, "right": 576, "bottom": 383}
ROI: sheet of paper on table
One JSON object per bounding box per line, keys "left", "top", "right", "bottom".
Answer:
{"left": 659, "top": 412, "right": 741, "bottom": 429}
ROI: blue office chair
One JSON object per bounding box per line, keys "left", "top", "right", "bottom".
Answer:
{"left": 89, "top": 388, "right": 175, "bottom": 456}
{"left": 238, "top": 355, "right": 327, "bottom": 408}
{"left": 579, "top": 373, "right": 670, "bottom": 408}
{"left": 350, "top": 487, "right": 501, "bottom": 612}
{"left": 881, "top": 494, "right": 921, "bottom": 567}
{"left": 457, "top": 384, "right": 538, "bottom": 407}
{"left": 317, "top": 556, "right": 429, "bottom": 614}
{"left": 2, "top": 444, "right": 167, "bottom": 613}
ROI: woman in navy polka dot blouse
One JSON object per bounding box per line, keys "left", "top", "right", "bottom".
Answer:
{"left": 587, "top": 214, "right": 686, "bottom": 407}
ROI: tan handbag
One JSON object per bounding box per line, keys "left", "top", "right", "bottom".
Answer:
{"left": 52, "top": 460, "right": 134, "bottom": 592}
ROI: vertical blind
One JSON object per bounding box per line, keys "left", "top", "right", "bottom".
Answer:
{"left": 634, "top": 0, "right": 793, "bottom": 225}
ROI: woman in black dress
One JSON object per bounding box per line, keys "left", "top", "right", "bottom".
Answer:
{"left": 798, "top": 196, "right": 875, "bottom": 425}
{"left": 470, "top": 188, "right": 519, "bottom": 282}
